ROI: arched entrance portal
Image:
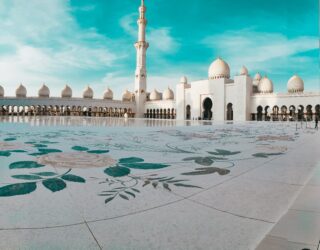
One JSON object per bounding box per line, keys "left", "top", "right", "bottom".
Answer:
{"left": 226, "top": 103, "right": 233, "bottom": 121}
{"left": 186, "top": 105, "right": 191, "bottom": 120}
{"left": 202, "top": 98, "right": 213, "bottom": 120}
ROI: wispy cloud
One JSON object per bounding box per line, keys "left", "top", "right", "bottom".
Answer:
{"left": 120, "top": 13, "right": 180, "bottom": 54}
{"left": 202, "top": 30, "right": 317, "bottom": 74}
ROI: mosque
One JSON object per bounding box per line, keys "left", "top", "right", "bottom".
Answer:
{"left": 0, "top": 0, "right": 319, "bottom": 121}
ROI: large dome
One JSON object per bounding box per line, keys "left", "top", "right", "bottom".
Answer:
{"left": 163, "top": 87, "right": 174, "bottom": 100}
{"left": 0, "top": 85, "right": 4, "bottom": 97}
{"left": 38, "top": 84, "right": 50, "bottom": 98}
{"left": 16, "top": 84, "right": 27, "bottom": 98}
{"left": 180, "top": 76, "right": 188, "bottom": 84}
{"left": 208, "top": 57, "right": 230, "bottom": 79}
{"left": 122, "top": 90, "right": 132, "bottom": 101}
{"left": 61, "top": 85, "right": 72, "bottom": 98}
{"left": 103, "top": 88, "right": 113, "bottom": 100}
{"left": 258, "top": 76, "right": 273, "bottom": 93}
{"left": 239, "top": 66, "right": 249, "bottom": 76}
{"left": 150, "top": 89, "right": 161, "bottom": 101}
{"left": 83, "top": 86, "right": 93, "bottom": 99}
{"left": 287, "top": 75, "right": 304, "bottom": 93}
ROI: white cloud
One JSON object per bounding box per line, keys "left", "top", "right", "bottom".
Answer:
{"left": 0, "top": 0, "right": 122, "bottom": 97}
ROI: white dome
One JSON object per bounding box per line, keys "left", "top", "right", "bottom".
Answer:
{"left": 253, "top": 72, "right": 261, "bottom": 87}
{"left": 16, "top": 84, "right": 27, "bottom": 98}
{"left": 180, "top": 76, "right": 188, "bottom": 84}
{"left": 0, "top": 85, "right": 4, "bottom": 97}
{"left": 208, "top": 57, "right": 230, "bottom": 79}
{"left": 150, "top": 89, "right": 161, "bottom": 101}
{"left": 239, "top": 66, "right": 249, "bottom": 76}
{"left": 103, "top": 88, "right": 113, "bottom": 100}
{"left": 61, "top": 85, "right": 72, "bottom": 98}
{"left": 38, "top": 84, "right": 50, "bottom": 98}
{"left": 122, "top": 90, "right": 132, "bottom": 101}
{"left": 258, "top": 76, "right": 273, "bottom": 93}
{"left": 254, "top": 72, "right": 262, "bottom": 81}
{"left": 287, "top": 75, "right": 304, "bottom": 93}
{"left": 163, "top": 87, "right": 174, "bottom": 100}
{"left": 83, "top": 86, "right": 93, "bottom": 99}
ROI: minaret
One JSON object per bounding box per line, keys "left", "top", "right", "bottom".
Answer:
{"left": 134, "top": 0, "right": 149, "bottom": 118}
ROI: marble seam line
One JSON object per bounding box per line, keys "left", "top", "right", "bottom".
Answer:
{"left": 84, "top": 220, "right": 102, "bottom": 250}
{"left": 0, "top": 130, "right": 316, "bottom": 231}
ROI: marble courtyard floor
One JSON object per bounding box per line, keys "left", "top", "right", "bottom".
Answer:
{"left": 0, "top": 117, "right": 319, "bottom": 250}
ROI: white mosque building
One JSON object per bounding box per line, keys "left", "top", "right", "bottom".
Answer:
{"left": 0, "top": 0, "right": 319, "bottom": 121}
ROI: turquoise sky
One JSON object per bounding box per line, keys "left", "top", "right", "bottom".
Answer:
{"left": 0, "top": 0, "right": 318, "bottom": 98}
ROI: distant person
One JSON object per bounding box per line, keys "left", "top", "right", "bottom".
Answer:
{"left": 315, "top": 116, "right": 318, "bottom": 129}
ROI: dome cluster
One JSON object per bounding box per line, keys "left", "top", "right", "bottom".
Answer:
{"left": 149, "top": 87, "right": 174, "bottom": 101}
{"left": 207, "top": 57, "right": 305, "bottom": 95}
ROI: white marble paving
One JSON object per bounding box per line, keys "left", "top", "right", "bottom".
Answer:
{"left": 88, "top": 199, "right": 271, "bottom": 250}
{"left": 0, "top": 118, "right": 318, "bottom": 249}
{"left": 0, "top": 224, "right": 100, "bottom": 250}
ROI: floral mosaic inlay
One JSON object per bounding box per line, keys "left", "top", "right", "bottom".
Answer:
{"left": 0, "top": 122, "right": 307, "bottom": 204}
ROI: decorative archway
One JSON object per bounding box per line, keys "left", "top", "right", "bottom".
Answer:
{"left": 202, "top": 98, "right": 213, "bottom": 120}
{"left": 272, "top": 106, "right": 279, "bottom": 121}
{"left": 226, "top": 103, "right": 233, "bottom": 121}
{"left": 257, "top": 106, "right": 263, "bottom": 121}
{"left": 186, "top": 105, "right": 191, "bottom": 120}
{"left": 297, "top": 105, "right": 304, "bottom": 121}
{"left": 306, "top": 105, "right": 312, "bottom": 121}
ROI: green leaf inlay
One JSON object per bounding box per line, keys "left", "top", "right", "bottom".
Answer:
{"left": 11, "top": 175, "right": 42, "bottom": 180}
{"left": 61, "top": 174, "right": 86, "bottom": 183}
{"left": 104, "top": 166, "right": 130, "bottom": 177}
{"left": 0, "top": 182, "right": 37, "bottom": 197}
{"left": 42, "top": 178, "right": 66, "bottom": 192}
{"left": 9, "top": 161, "right": 45, "bottom": 169}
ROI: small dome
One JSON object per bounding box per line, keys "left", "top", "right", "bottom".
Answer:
{"left": 0, "top": 85, "right": 4, "bottom": 97}
{"left": 83, "top": 86, "right": 93, "bottom": 99}
{"left": 254, "top": 72, "right": 262, "bottom": 81}
{"left": 38, "top": 84, "right": 50, "bottom": 98}
{"left": 122, "top": 90, "right": 132, "bottom": 101}
{"left": 150, "top": 89, "right": 161, "bottom": 101}
{"left": 103, "top": 87, "right": 113, "bottom": 100}
{"left": 61, "top": 85, "right": 72, "bottom": 98}
{"left": 16, "top": 84, "right": 27, "bottom": 98}
{"left": 239, "top": 66, "right": 249, "bottom": 76}
{"left": 180, "top": 76, "right": 188, "bottom": 84}
{"left": 163, "top": 87, "right": 174, "bottom": 100}
{"left": 258, "top": 76, "right": 273, "bottom": 93}
{"left": 253, "top": 72, "right": 261, "bottom": 87}
{"left": 208, "top": 57, "right": 230, "bottom": 79}
{"left": 287, "top": 75, "right": 304, "bottom": 93}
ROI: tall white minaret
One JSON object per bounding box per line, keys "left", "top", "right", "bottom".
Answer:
{"left": 134, "top": 0, "right": 149, "bottom": 118}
